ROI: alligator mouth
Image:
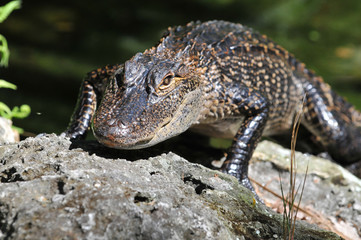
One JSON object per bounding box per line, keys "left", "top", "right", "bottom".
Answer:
{"left": 159, "top": 118, "right": 172, "bottom": 129}
{"left": 96, "top": 134, "right": 154, "bottom": 150}
{"left": 93, "top": 114, "right": 175, "bottom": 150}
{"left": 115, "top": 118, "right": 173, "bottom": 150}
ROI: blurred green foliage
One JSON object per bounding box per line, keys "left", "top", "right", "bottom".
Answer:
{"left": 0, "top": 0, "right": 21, "bottom": 66}
{"left": 0, "top": 101, "right": 31, "bottom": 120}
{"left": 0, "top": 0, "right": 31, "bottom": 134}
{"left": 0, "top": 34, "right": 9, "bottom": 67}
{"left": 0, "top": 0, "right": 21, "bottom": 23}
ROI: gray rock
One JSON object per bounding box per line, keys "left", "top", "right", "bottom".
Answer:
{"left": 0, "top": 117, "right": 18, "bottom": 144}
{"left": 250, "top": 141, "right": 361, "bottom": 240}
{"left": 0, "top": 134, "right": 341, "bottom": 240}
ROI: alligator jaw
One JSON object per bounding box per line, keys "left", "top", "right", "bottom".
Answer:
{"left": 95, "top": 132, "right": 155, "bottom": 150}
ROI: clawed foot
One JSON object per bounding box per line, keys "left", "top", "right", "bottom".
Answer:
{"left": 220, "top": 169, "right": 264, "bottom": 204}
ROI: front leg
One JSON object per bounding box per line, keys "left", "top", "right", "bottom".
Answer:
{"left": 221, "top": 89, "right": 269, "bottom": 201}
{"left": 63, "top": 64, "right": 121, "bottom": 139}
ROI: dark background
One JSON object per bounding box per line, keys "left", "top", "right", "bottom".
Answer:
{"left": 1, "top": 0, "right": 361, "bottom": 136}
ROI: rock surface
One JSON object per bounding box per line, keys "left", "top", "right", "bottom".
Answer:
{"left": 250, "top": 141, "right": 361, "bottom": 240}
{"left": 0, "top": 117, "right": 18, "bottom": 144}
{"left": 0, "top": 134, "right": 344, "bottom": 239}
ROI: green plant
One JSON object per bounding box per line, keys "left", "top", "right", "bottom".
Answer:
{"left": 0, "top": 0, "right": 21, "bottom": 66}
{"left": 0, "top": 80, "right": 31, "bottom": 120}
{"left": 0, "top": 34, "right": 10, "bottom": 67}
{"left": 0, "top": 0, "right": 30, "bottom": 134}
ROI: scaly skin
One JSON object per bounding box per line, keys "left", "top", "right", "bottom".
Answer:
{"left": 64, "top": 20, "right": 361, "bottom": 200}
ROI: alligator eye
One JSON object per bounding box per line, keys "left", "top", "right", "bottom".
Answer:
{"left": 159, "top": 74, "right": 174, "bottom": 90}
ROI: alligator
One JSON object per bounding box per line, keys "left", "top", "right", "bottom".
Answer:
{"left": 63, "top": 20, "right": 361, "bottom": 200}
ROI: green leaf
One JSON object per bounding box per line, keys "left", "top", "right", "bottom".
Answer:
{"left": 0, "top": 102, "right": 13, "bottom": 119}
{"left": 11, "top": 125, "right": 24, "bottom": 134}
{"left": 0, "top": 34, "right": 10, "bottom": 67}
{"left": 0, "top": 79, "right": 17, "bottom": 89}
{"left": 0, "top": 0, "right": 27, "bottom": 134}
{"left": 0, "top": 103, "right": 31, "bottom": 120}
{"left": 11, "top": 104, "right": 31, "bottom": 119}
{"left": 0, "top": 0, "right": 21, "bottom": 23}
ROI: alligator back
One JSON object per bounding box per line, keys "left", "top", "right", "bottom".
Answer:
{"left": 158, "top": 21, "right": 361, "bottom": 162}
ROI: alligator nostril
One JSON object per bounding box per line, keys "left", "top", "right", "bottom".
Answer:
{"left": 146, "top": 85, "right": 152, "bottom": 95}
{"left": 107, "top": 118, "right": 117, "bottom": 126}
{"left": 117, "top": 119, "right": 126, "bottom": 128}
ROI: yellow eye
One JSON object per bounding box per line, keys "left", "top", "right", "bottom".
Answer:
{"left": 159, "top": 74, "right": 174, "bottom": 90}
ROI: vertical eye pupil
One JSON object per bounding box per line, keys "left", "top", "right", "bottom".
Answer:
{"left": 163, "top": 76, "right": 172, "bottom": 85}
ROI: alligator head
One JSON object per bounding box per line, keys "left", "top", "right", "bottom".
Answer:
{"left": 92, "top": 52, "right": 203, "bottom": 149}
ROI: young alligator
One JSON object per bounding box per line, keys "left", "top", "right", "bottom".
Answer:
{"left": 63, "top": 20, "right": 361, "bottom": 199}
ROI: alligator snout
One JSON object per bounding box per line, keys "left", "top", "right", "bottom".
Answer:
{"left": 92, "top": 117, "right": 155, "bottom": 149}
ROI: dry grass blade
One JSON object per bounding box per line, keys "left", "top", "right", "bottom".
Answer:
{"left": 281, "top": 96, "right": 308, "bottom": 240}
